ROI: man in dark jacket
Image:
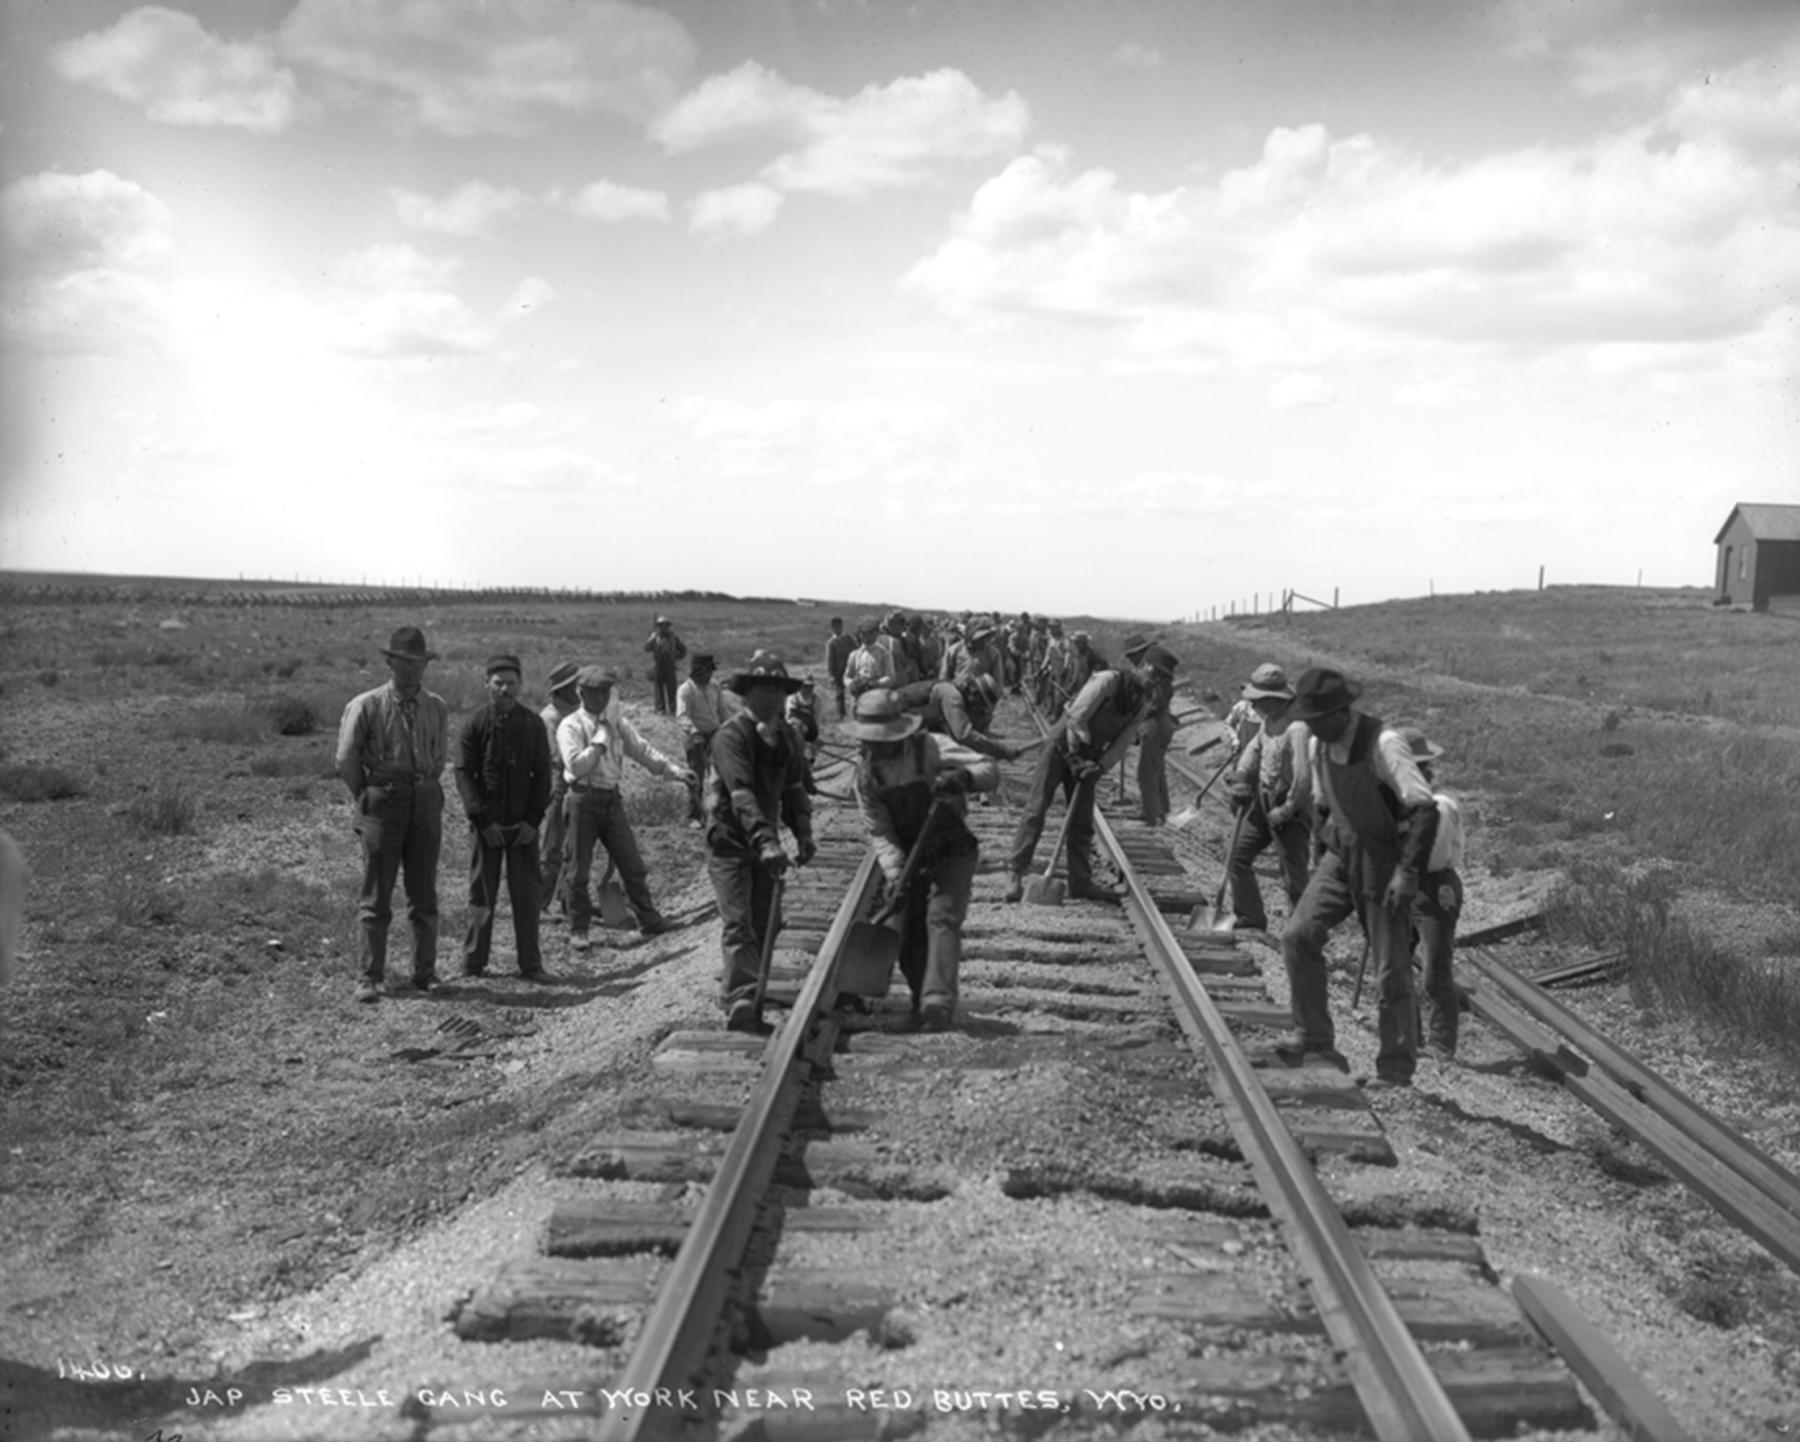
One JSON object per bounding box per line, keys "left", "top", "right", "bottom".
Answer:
{"left": 824, "top": 617, "right": 857, "bottom": 718}
{"left": 706, "top": 651, "right": 817, "bottom": 1032}
{"left": 1277, "top": 667, "right": 1440, "bottom": 1087}
{"left": 455, "top": 654, "right": 554, "bottom": 979}
{"left": 1004, "top": 646, "right": 1178, "bottom": 902}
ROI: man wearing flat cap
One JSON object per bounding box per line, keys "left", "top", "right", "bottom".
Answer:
{"left": 455, "top": 655, "right": 554, "bottom": 979}
{"left": 1004, "top": 645, "right": 1180, "bottom": 905}
{"left": 844, "top": 618, "right": 895, "bottom": 703}
{"left": 557, "top": 665, "right": 696, "bottom": 951}
{"left": 848, "top": 688, "right": 998, "bottom": 1030}
{"left": 1223, "top": 663, "right": 1312, "bottom": 931}
{"left": 335, "top": 626, "right": 451, "bottom": 1002}
{"left": 676, "top": 652, "right": 732, "bottom": 827}
{"left": 643, "top": 615, "right": 688, "bottom": 716}
{"left": 538, "top": 661, "right": 581, "bottom": 915}
{"left": 705, "top": 651, "right": 817, "bottom": 1032}
{"left": 1278, "top": 667, "right": 1439, "bottom": 1087}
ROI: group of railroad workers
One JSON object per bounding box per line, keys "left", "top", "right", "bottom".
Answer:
{"left": 337, "top": 610, "right": 1462, "bottom": 1082}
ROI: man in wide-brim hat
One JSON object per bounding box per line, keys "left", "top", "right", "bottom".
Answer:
{"left": 1223, "top": 662, "right": 1312, "bottom": 934}
{"left": 335, "top": 626, "right": 451, "bottom": 1001}
{"left": 1396, "top": 725, "right": 1464, "bottom": 1061}
{"left": 846, "top": 689, "right": 998, "bottom": 1030}
{"left": 706, "top": 651, "right": 817, "bottom": 1032}
{"left": 1120, "top": 634, "right": 1174, "bottom": 826}
{"left": 643, "top": 614, "right": 688, "bottom": 716}
{"left": 536, "top": 661, "right": 583, "bottom": 915}
{"left": 1276, "top": 667, "right": 1440, "bottom": 1088}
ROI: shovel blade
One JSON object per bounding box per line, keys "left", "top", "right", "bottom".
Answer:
{"left": 839, "top": 921, "right": 898, "bottom": 997}
{"left": 1022, "top": 875, "right": 1065, "bottom": 906}
{"left": 598, "top": 880, "right": 633, "bottom": 928}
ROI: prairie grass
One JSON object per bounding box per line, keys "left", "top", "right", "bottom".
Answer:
{"left": 127, "top": 783, "right": 197, "bottom": 836}
{"left": 0, "top": 764, "right": 84, "bottom": 802}
{"left": 1546, "top": 860, "right": 1800, "bottom": 1066}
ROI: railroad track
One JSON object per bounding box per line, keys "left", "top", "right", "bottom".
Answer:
{"left": 414, "top": 691, "right": 1800, "bottom": 1440}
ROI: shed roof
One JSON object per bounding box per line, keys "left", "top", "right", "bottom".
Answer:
{"left": 1714, "top": 502, "right": 1800, "bottom": 545}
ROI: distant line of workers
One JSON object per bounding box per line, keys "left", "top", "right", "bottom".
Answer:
{"left": 334, "top": 611, "right": 1464, "bottom": 1085}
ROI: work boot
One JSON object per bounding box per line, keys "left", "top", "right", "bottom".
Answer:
{"left": 1003, "top": 872, "right": 1025, "bottom": 903}
{"left": 1273, "top": 1040, "right": 1350, "bottom": 1073}
{"left": 919, "top": 999, "right": 954, "bottom": 1032}
{"left": 1068, "top": 879, "right": 1120, "bottom": 904}
{"left": 354, "top": 980, "right": 380, "bottom": 1004}
{"left": 638, "top": 914, "right": 675, "bottom": 937}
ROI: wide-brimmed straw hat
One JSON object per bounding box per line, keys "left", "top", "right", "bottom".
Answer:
{"left": 1241, "top": 662, "right": 1293, "bottom": 701}
{"left": 844, "top": 688, "right": 922, "bottom": 743}
{"left": 382, "top": 626, "right": 437, "bottom": 661}
{"left": 1287, "top": 667, "right": 1363, "bottom": 721}
{"left": 1397, "top": 725, "right": 1443, "bottom": 763}
{"left": 728, "top": 650, "right": 806, "bottom": 694}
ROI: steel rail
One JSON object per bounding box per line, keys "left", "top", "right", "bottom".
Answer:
{"left": 594, "top": 851, "right": 881, "bottom": 1442}
{"left": 1463, "top": 951, "right": 1800, "bottom": 1276}
{"left": 1081, "top": 804, "right": 1472, "bottom": 1439}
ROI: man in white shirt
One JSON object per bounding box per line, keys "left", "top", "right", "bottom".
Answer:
{"left": 557, "top": 666, "right": 695, "bottom": 951}
{"left": 1400, "top": 726, "right": 1465, "bottom": 1061}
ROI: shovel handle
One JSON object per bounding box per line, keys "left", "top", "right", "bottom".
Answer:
{"left": 1037, "top": 792, "right": 1081, "bottom": 882}
{"left": 751, "top": 874, "right": 786, "bottom": 1016}
{"left": 875, "top": 797, "right": 947, "bottom": 923}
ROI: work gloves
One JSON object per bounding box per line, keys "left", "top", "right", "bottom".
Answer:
{"left": 796, "top": 835, "right": 818, "bottom": 867}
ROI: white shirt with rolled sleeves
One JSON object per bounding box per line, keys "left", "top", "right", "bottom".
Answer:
{"left": 557, "top": 695, "right": 688, "bottom": 789}
{"left": 1063, "top": 670, "right": 1152, "bottom": 770}
{"left": 1427, "top": 791, "right": 1465, "bottom": 872}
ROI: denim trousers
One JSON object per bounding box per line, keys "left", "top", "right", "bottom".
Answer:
{"left": 462, "top": 832, "right": 542, "bottom": 973}
{"left": 565, "top": 787, "right": 659, "bottom": 932}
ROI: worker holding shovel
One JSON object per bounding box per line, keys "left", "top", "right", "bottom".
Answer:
{"left": 1220, "top": 663, "right": 1313, "bottom": 933}
{"left": 845, "top": 690, "right": 998, "bottom": 1031}
{"left": 1003, "top": 646, "right": 1180, "bottom": 904}
{"left": 705, "top": 651, "right": 816, "bottom": 1034}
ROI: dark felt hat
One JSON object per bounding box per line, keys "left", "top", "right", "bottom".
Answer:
{"left": 1140, "top": 644, "right": 1179, "bottom": 677}
{"left": 728, "top": 650, "right": 806, "bottom": 694}
{"left": 484, "top": 653, "right": 522, "bottom": 677}
{"left": 575, "top": 664, "right": 620, "bottom": 690}
{"left": 1120, "top": 633, "right": 1153, "bottom": 663}
{"left": 692, "top": 652, "right": 717, "bottom": 671}
{"left": 382, "top": 626, "right": 436, "bottom": 661}
{"left": 1287, "top": 667, "right": 1363, "bottom": 721}
{"left": 1398, "top": 725, "right": 1443, "bottom": 762}
{"left": 844, "top": 688, "right": 922, "bottom": 742}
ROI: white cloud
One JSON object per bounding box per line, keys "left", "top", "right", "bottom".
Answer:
{"left": 1665, "top": 45, "right": 1800, "bottom": 156}
{"left": 1267, "top": 374, "right": 1335, "bottom": 410}
{"left": 566, "top": 179, "right": 671, "bottom": 223}
{"left": 1, "top": 170, "right": 174, "bottom": 354}
{"left": 653, "top": 62, "right": 1028, "bottom": 198}
{"left": 688, "top": 183, "right": 784, "bottom": 239}
{"left": 52, "top": 5, "right": 299, "bottom": 131}
{"left": 277, "top": 0, "right": 695, "bottom": 136}
{"left": 904, "top": 115, "right": 1800, "bottom": 373}
{"left": 392, "top": 180, "right": 528, "bottom": 236}
{"left": 324, "top": 245, "right": 489, "bottom": 357}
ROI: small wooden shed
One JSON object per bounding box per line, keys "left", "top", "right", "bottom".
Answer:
{"left": 1714, "top": 502, "right": 1800, "bottom": 610}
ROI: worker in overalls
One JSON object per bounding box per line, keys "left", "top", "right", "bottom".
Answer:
{"left": 847, "top": 689, "right": 998, "bottom": 1030}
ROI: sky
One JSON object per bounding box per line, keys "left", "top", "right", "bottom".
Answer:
{"left": 1, "top": 0, "right": 1796, "bottom": 621}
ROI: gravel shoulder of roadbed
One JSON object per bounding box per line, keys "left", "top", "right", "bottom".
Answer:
{"left": 122, "top": 832, "right": 1800, "bottom": 1442}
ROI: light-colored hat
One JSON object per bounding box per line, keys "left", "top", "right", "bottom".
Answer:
{"left": 1241, "top": 663, "right": 1293, "bottom": 701}
{"left": 845, "top": 688, "right": 922, "bottom": 743}
{"left": 546, "top": 661, "right": 580, "bottom": 692}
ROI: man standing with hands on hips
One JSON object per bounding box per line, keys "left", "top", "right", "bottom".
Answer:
{"left": 455, "top": 654, "right": 553, "bottom": 980}
{"left": 335, "top": 626, "right": 450, "bottom": 1002}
